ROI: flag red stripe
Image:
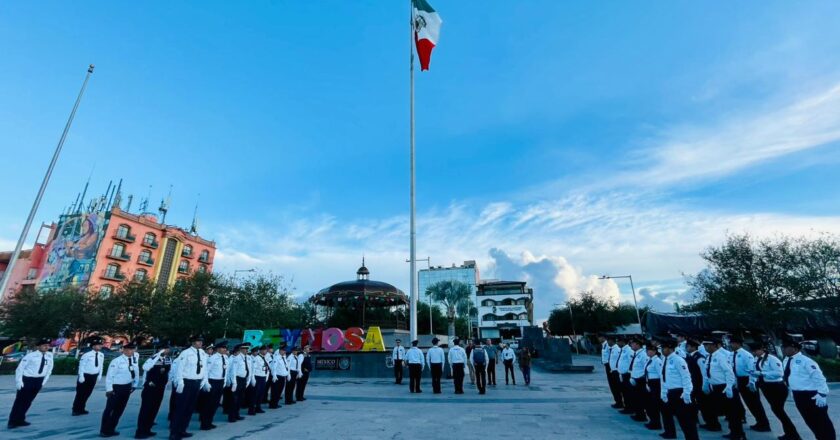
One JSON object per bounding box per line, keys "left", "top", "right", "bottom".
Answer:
{"left": 415, "top": 35, "right": 436, "bottom": 71}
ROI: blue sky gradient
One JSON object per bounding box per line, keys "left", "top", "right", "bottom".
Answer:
{"left": 2, "top": 1, "right": 840, "bottom": 319}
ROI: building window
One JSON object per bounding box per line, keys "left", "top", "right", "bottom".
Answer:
{"left": 139, "top": 249, "right": 153, "bottom": 265}
{"left": 143, "top": 232, "right": 157, "bottom": 246}
{"left": 26, "top": 268, "right": 38, "bottom": 280}
{"left": 199, "top": 250, "right": 209, "bottom": 262}
{"left": 135, "top": 269, "right": 147, "bottom": 282}
{"left": 518, "top": 313, "right": 528, "bottom": 320}
{"left": 197, "top": 264, "right": 207, "bottom": 273}
{"left": 482, "top": 314, "right": 496, "bottom": 322}
{"left": 116, "top": 224, "right": 130, "bottom": 239}
{"left": 105, "top": 263, "right": 120, "bottom": 278}
{"left": 182, "top": 245, "right": 193, "bottom": 257}
{"left": 482, "top": 299, "right": 495, "bottom": 307}
{"left": 178, "top": 260, "right": 189, "bottom": 273}
{"left": 111, "top": 243, "right": 126, "bottom": 257}
{"left": 100, "top": 284, "right": 114, "bottom": 298}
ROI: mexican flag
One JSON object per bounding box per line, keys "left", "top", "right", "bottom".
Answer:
{"left": 412, "top": 0, "right": 442, "bottom": 71}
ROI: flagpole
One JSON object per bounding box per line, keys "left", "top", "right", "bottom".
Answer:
{"left": 409, "top": 0, "right": 419, "bottom": 343}
{"left": 0, "top": 64, "right": 94, "bottom": 303}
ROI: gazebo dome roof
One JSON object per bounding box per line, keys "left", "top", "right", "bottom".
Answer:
{"left": 309, "top": 265, "right": 408, "bottom": 307}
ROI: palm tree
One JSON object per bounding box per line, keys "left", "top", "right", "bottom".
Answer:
{"left": 426, "top": 280, "right": 472, "bottom": 339}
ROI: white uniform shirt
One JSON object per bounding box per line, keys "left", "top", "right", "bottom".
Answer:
{"left": 227, "top": 353, "right": 252, "bottom": 379}
{"left": 252, "top": 354, "right": 270, "bottom": 377}
{"left": 141, "top": 351, "right": 168, "bottom": 372}
{"left": 15, "top": 350, "right": 54, "bottom": 385}
{"left": 105, "top": 354, "right": 139, "bottom": 392}
{"left": 406, "top": 347, "right": 425, "bottom": 365}
{"left": 206, "top": 352, "right": 228, "bottom": 380}
{"left": 675, "top": 341, "right": 688, "bottom": 359}
{"left": 296, "top": 353, "right": 307, "bottom": 373}
{"left": 732, "top": 347, "right": 754, "bottom": 378}
{"left": 174, "top": 346, "right": 209, "bottom": 391}
{"left": 168, "top": 357, "right": 180, "bottom": 385}
{"left": 629, "top": 348, "right": 648, "bottom": 379}
{"left": 392, "top": 345, "right": 406, "bottom": 361}
{"left": 616, "top": 345, "right": 633, "bottom": 374}
{"left": 448, "top": 346, "right": 467, "bottom": 365}
{"left": 426, "top": 346, "right": 445, "bottom": 366}
{"left": 287, "top": 353, "right": 301, "bottom": 372}
{"left": 661, "top": 353, "right": 693, "bottom": 393}
{"left": 501, "top": 347, "right": 516, "bottom": 361}
{"left": 78, "top": 350, "right": 104, "bottom": 380}
{"left": 601, "top": 341, "right": 611, "bottom": 364}
{"left": 644, "top": 354, "right": 662, "bottom": 380}
{"left": 784, "top": 352, "right": 829, "bottom": 395}
{"left": 272, "top": 353, "right": 290, "bottom": 378}
{"left": 703, "top": 349, "right": 736, "bottom": 387}
{"left": 608, "top": 344, "right": 621, "bottom": 371}
{"left": 751, "top": 353, "right": 783, "bottom": 384}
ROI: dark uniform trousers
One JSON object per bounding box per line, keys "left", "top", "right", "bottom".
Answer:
{"left": 167, "top": 383, "right": 177, "bottom": 421}
{"left": 475, "top": 364, "right": 487, "bottom": 394}
{"left": 620, "top": 373, "right": 633, "bottom": 411}
{"left": 792, "top": 390, "right": 836, "bottom": 440}
{"left": 608, "top": 369, "right": 624, "bottom": 406}
{"left": 136, "top": 373, "right": 168, "bottom": 436}
{"left": 249, "top": 376, "right": 267, "bottom": 414}
{"left": 269, "top": 376, "right": 286, "bottom": 408}
{"left": 452, "top": 363, "right": 465, "bottom": 394}
{"left": 487, "top": 358, "right": 497, "bottom": 385}
{"left": 408, "top": 364, "right": 423, "bottom": 393}
{"left": 170, "top": 379, "right": 201, "bottom": 438}
{"left": 503, "top": 359, "right": 515, "bottom": 384}
{"left": 645, "top": 378, "right": 662, "bottom": 428}
{"left": 296, "top": 371, "right": 310, "bottom": 400}
{"left": 72, "top": 373, "right": 98, "bottom": 413}
{"left": 759, "top": 382, "right": 799, "bottom": 439}
{"left": 199, "top": 378, "right": 224, "bottom": 429}
{"left": 393, "top": 359, "right": 403, "bottom": 384}
{"left": 661, "top": 388, "right": 699, "bottom": 440}
{"left": 263, "top": 373, "right": 272, "bottom": 404}
{"left": 100, "top": 383, "right": 132, "bottom": 435}
{"left": 737, "top": 376, "right": 769, "bottom": 427}
{"left": 222, "top": 384, "right": 233, "bottom": 415}
{"left": 631, "top": 377, "right": 648, "bottom": 419}
{"left": 710, "top": 384, "right": 743, "bottom": 435}
{"left": 8, "top": 376, "right": 44, "bottom": 425}
{"left": 242, "top": 382, "right": 254, "bottom": 409}
{"left": 227, "top": 377, "right": 246, "bottom": 422}
{"left": 430, "top": 363, "right": 443, "bottom": 393}
{"left": 285, "top": 371, "right": 298, "bottom": 403}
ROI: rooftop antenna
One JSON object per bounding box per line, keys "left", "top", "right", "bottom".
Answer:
{"left": 125, "top": 194, "right": 134, "bottom": 212}
{"left": 76, "top": 175, "right": 91, "bottom": 214}
{"left": 139, "top": 185, "right": 152, "bottom": 213}
{"left": 189, "top": 194, "right": 200, "bottom": 235}
{"left": 110, "top": 178, "right": 123, "bottom": 210}
{"left": 158, "top": 184, "right": 172, "bottom": 224}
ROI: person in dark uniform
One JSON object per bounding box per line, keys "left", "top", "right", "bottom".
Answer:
{"left": 73, "top": 336, "right": 105, "bottom": 416}
{"left": 392, "top": 339, "right": 406, "bottom": 385}
{"left": 8, "top": 338, "right": 54, "bottom": 429}
{"left": 783, "top": 339, "right": 835, "bottom": 440}
{"left": 100, "top": 343, "right": 140, "bottom": 438}
{"left": 296, "top": 345, "right": 312, "bottom": 401}
{"left": 135, "top": 344, "right": 172, "bottom": 439}
{"left": 684, "top": 339, "right": 714, "bottom": 429}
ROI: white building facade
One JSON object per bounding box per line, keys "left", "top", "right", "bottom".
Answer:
{"left": 477, "top": 281, "right": 534, "bottom": 341}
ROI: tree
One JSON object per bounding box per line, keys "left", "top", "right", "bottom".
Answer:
{"left": 426, "top": 280, "right": 472, "bottom": 339}
{"left": 103, "top": 280, "right": 156, "bottom": 342}
{"left": 0, "top": 287, "right": 87, "bottom": 340}
{"left": 547, "top": 291, "right": 644, "bottom": 336}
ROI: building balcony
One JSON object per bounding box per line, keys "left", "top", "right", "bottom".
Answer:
{"left": 198, "top": 254, "right": 211, "bottom": 263}
{"left": 113, "top": 233, "right": 136, "bottom": 243}
{"left": 101, "top": 271, "right": 126, "bottom": 282}
{"left": 138, "top": 257, "right": 155, "bottom": 266}
{"left": 177, "top": 266, "right": 189, "bottom": 274}
{"left": 107, "top": 251, "right": 132, "bottom": 262}
{"left": 181, "top": 251, "right": 194, "bottom": 259}
{"left": 141, "top": 240, "right": 159, "bottom": 249}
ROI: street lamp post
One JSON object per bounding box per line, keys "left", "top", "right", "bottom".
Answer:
{"left": 600, "top": 275, "right": 643, "bottom": 329}
{"left": 554, "top": 302, "right": 579, "bottom": 354}
{"left": 406, "top": 257, "right": 432, "bottom": 334}
{"left": 223, "top": 268, "right": 256, "bottom": 338}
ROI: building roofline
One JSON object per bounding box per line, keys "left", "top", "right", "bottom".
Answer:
{"left": 111, "top": 207, "right": 216, "bottom": 247}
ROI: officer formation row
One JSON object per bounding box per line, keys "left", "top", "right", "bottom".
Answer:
{"left": 598, "top": 334, "right": 835, "bottom": 440}
{"left": 390, "top": 338, "right": 533, "bottom": 395}
{"left": 8, "top": 336, "right": 315, "bottom": 439}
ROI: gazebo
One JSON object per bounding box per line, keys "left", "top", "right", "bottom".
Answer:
{"left": 309, "top": 261, "right": 409, "bottom": 330}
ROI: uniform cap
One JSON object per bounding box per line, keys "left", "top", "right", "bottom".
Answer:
{"left": 729, "top": 336, "right": 744, "bottom": 344}
{"left": 659, "top": 338, "right": 678, "bottom": 349}
{"left": 781, "top": 339, "right": 801, "bottom": 349}
{"left": 189, "top": 335, "right": 205, "bottom": 342}
{"left": 395, "top": 339, "right": 401, "bottom": 343}
{"left": 206, "top": 344, "right": 215, "bottom": 350}
{"left": 235, "top": 343, "right": 251, "bottom": 350}
{"left": 431, "top": 337, "right": 439, "bottom": 345}
{"left": 259, "top": 345, "right": 268, "bottom": 351}
{"left": 88, "top": 336, "right": 104, "bottom": 346}
{"left": 36, "top": 338, "right": 52, "bottom": 346}
{"left": 216, "top": 341, "right": 229, "bottom": 349}
{"left": 124, "top": 342, "right": 138, "bottom": 349}
{"left": 452, "top": 338, "right": 460, "bottom": 345}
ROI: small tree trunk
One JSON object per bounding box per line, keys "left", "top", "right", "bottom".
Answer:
{"left": 448, "top": 319, "right": 455, "bottom": 340}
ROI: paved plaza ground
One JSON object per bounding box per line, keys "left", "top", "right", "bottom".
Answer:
{"left": 1, "top": 355, "right": 838, "bottom": 439}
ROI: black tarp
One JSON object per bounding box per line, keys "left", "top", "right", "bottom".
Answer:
{"left": 645, "top": 308, "right": 840, "bottom": 339}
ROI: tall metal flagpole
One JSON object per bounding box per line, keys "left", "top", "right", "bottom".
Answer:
{"left": 408, "top": 1, "right": 419, "bottom": 342}
{"left": 0, "top": 64, "right": 94, "bottom": 303}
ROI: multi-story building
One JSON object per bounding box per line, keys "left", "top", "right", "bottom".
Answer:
{"left": 476, "top": 280, "right": 534, "bottom": 341}
{"left": 0, "top": 181, "right": 216, "bottom": 299}
{"left": 418, "top": 260, "right": 480, "bottom": 334}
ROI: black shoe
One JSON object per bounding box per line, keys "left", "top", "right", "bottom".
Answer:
{"left": 619, "top": 409, "right": 635, "bottom": 414}
{"left": 180, "top": 433, "right": 193, "bottom": 438}
{"left": 645, "top": 423, "right": 662, "bottom": 430}
{"left": 255, "top": 409, "right": 265, "bottom": 414}
{"left": 247, "top": 410, "right": 256, "bottom": 415}
{"left": 631, "top": 415, "right": 647, "bottom": 422}
{"left": 659, "top": 433, "right": 677, "bottom": 439}
{"left": 199, "top": 426, "right": 213, "bottom": 431}
{"left": 100, "top": 432, "right": 119, "bottom": 438}
{"left": 700, "top": 424, "right": 723, "bottom": 432}
{"left": 286, "top": 401, "right": 296, "bottom": 405}
{"left": 298, "top": 398, "right": 306, "bottom": 401}
{"left": 135, "top": 433, "right": 156, "bottom": 439}
{"left": 268, "top": 404, "right": 279, "bottom": 409}
{"left": 750, "top": 424, "right": 771, "bottom": 432}
{"left": 611, "top": 403, "right": 624, "bottom": 409}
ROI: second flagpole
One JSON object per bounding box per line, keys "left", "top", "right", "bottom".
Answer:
{"left": 408, "top": 0, "right": 418, "bottom": 342}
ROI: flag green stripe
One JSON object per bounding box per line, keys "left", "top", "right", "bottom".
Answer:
{"left": 412, "top": 0, "right": 435, "bottom": 13}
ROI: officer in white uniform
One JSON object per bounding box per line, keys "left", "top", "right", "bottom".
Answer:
{"left": 447, "top": 338, "right": 467, "bottom": 394}
{"left": 73, "top": 336, "right": 105, "bottom": 416}
{"left": 500, "top": 343, "right": 517, "bottom": 385}
{"left": 392, "top": 339, "right": 406, "bottom": 385}
{"left": 8, "top": 338, "right": 54, "bottom": 429}
{"left": 730, "top": 336, "right": 770, "bottom": 431}
{"left": 100, "top": 342, "right": 140, "bottom": 437}
{"left": 614, "top": 337, "right": 633, "bottom": 412}
{"left": 406, "top": 340, "right": 425, "bottom": 393}
{"left": 249, "top": 345, "right": 271, "bottom": 415}
{"left": 171, "top": 335, "right": 209, "bottom": 440}
{"left": 426, "top": 338, "right": 445, "bottom": 394}
{"left": 750, "top": 342, "right": 799, "bottom": 440}
{"left": 701, "top": 338, "right": 741, "bottom": 439}
{"left": 199, "top": 341, "right": 228, "bottom": 431}
{"left": 225, "top": 343, "right": 252, "bottom": 422}
{"left": 608, "top": 337, "right": 624, "bottom": 408}
{"left": 643, "top": 342, "right": 663, "bottom": 430}
{"left": 285, "top": 347, "right": 301, "bottom": 404}
{"left": 659, "top": 338, "right": 698, "bottom": 440}
{"left": 269, "top": 345, "right": 290, "bottom": 408}
{"left": 782, "top": 340, "right": 835, "bottom": 440}
{"left": 627, "top": 338, "right": 649, "bottom": 422}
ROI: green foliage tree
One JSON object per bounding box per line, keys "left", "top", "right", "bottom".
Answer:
{"left": 547, "top": 291, "right": 645, "bottom": 336}
{"left": 426, "top": 280, "right": 472, "bottom": 339}
{"left": 0, "top": 287, "right": 87, "bottom": 340}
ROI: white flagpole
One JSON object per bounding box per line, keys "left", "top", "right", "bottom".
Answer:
{"left": 0, "top": 64, "right": 94, "bottom": 303}
{"left": 409, "top": 0, "right": 419, "bottom": 342}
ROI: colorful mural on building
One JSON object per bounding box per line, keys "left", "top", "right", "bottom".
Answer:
{"left": 38, "top": 212, "right": 107, "bottom": 290}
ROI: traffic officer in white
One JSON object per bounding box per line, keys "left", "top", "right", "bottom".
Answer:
{"left": 627, "top": 338, "right": 649, "bottom": 422}
{"left": 8, "top": 338, "right": 54, "bottom": 429}
{"left": 447, "top": 338, "right": 467, "bottom": 394}
{"left": 643, "top": 342, "right": 663, "bottom": 431}
{"left": 170, "top": 335, "right": 209, "bottom": 440}
{"left": 73, "top": 336, "right": 104, "bottom": 416}
{"left": 406, "top": 340, "right": 425, "bottom": 393}
{"left": 285, "top": 346, "right": 301, "bottom": 404}
{"left": 782, "top": 339, "right": 835, "bottom": 440}
{"left": 225, "top": 343, "right": 252, "bottom": 422}
{"left": 500, "top": 343, "right": 517, "bottom": 385}
{"left": 426, "top": 338, "right": 445, "bottom": 394}
{"left": 249, "top": 345, "right": 271, "bottom": 415}
{"left": 392, "top": 339, "right": 406, "bottom": 385}
{"left": 659, "top": 338, "right": 698, "bottom": 440}
{"left": 749, "top": 342, "right": 799, "bottom": 440}
{"left": 269, "top": 345, "right": 290, "bottom": 408}
{"left": 701, "top": 338, "right": 741, "bottom": 439}
{"left": 614, "top": 337, "right": 633, "bottom": 412}
{"left": 730, "top": 336, "right": 770, "bottom": 432}
{"left": 199, "top": 341, "right": 228, "bottom": 431}
{"left": 99, "top": 342, "right": 140, "bottom": 437}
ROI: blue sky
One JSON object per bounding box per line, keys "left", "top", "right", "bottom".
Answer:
{"left": 2, "top": 1, "right": 840, "bottom": 320}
